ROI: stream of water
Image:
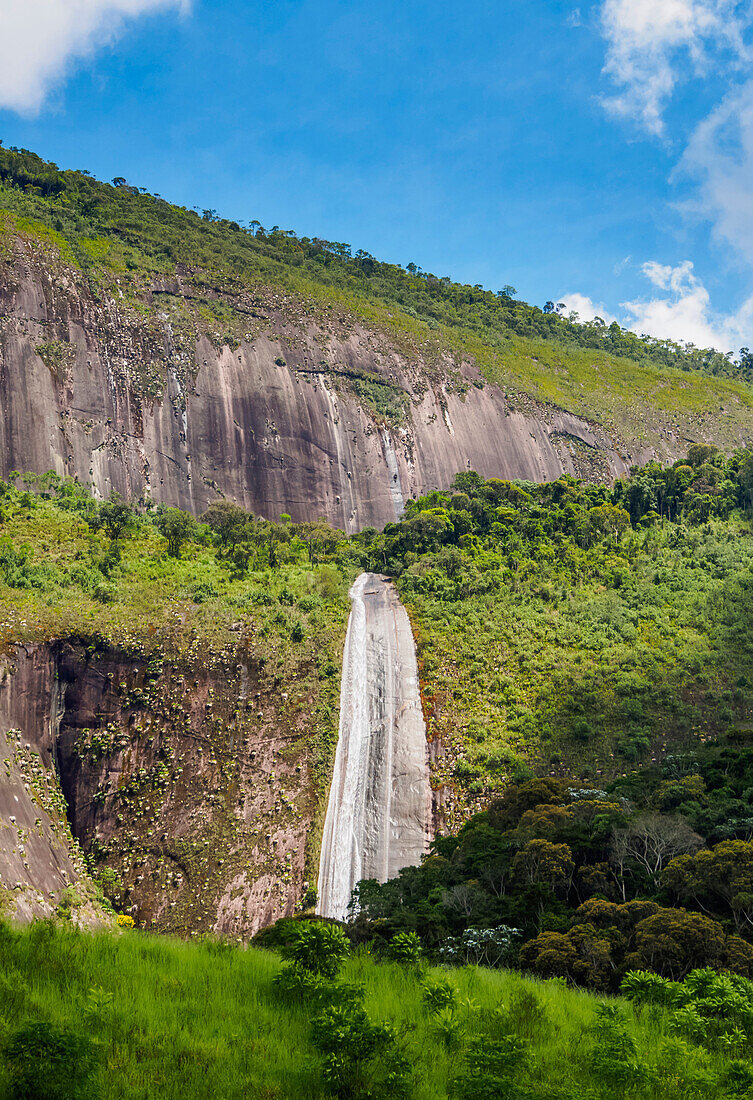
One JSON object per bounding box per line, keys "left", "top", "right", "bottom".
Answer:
{"left": 316, "top": 573, "right": 431, "bottom": 921}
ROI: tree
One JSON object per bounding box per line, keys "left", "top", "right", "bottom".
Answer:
{"left": 610, "top": 814, "right": 702, "bottom": 893}
{"left": 295, "top": 519, "right": 345, "bottom": 563}
{"left": 96, "top": 492, "right": 135, "bottom": 543}
{"left": 487, "top": 778, "right": 567, "bottom": 831}
{"left": 519, "top": 931, "right": 580, "bottom": 982}
{"left": 512, "top": 839, "right": 574, "bottom": 896}
{"left": 587, "top": 503, "right": 631, "bottom": 542}
{"left": 202, "top": 501, "right": 252, "bottom": 549}
{"left": 155, "top": 507, "right": 198, "bottom": 557}
{"left": 626, "top": 908, "right": 725, "bottom": 980}
{"left": 663, "top": 840, "right": 753, "bottom": 934}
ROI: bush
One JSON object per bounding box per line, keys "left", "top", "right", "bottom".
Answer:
{"left": 422, "top": 976, "right": 458, "bottom": 1016}
{"left": 386, "top": 931, "right": 422, "bottom": 966}
{"left": 452, "top": 1034, "right": 528, "bottom": 1100}
{"left": 3, "top": 1020, "right": 98, "bottom": 1100}
{"left": 278, "top": 921, "right": 350, "bottom": 978}
{"left": 311, "top": 1003, "right": 411, "bottom": 1099}
{"left": 586, "top": 1004, "right": 643, "bottom": 1089}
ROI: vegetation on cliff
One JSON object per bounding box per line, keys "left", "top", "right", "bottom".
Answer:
{"left": 372, "top": 444, "right": 753, "bottom": 817}
{"left": 1, "top": 442, "right": 751, "bottom": 820}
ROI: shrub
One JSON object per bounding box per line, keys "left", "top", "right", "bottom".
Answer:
{"left": 311, "top": 1003, "right": 411, "bottom": 1099}
{"left": 3, "top": 1020, "right": 98, "bottom": 1100}
{"left": 506, "top": 986, "right": 548, "bottom": 1040}
{"left": 585, "top": 1003, "right": 644, "bottom": 1089}
{"left": 422, "top": 976, "right": 458, "bottom": 1016}
{"left": 278, "top": 921, "right": 350, "bottom": 978}
{"left": 452, "top": 1034, "right": 528, "bottom": 1100}
{"left": 439, "top": 926, "right": 520, "bottom": 968}
{"left": 386, "top": 931, "right": 422, "bottom": 966}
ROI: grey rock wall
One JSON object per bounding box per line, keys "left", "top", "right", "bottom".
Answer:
{"left": 0, "top": 640, "right": 317, "bottom": 937}
{"left": 0, "top": 239, "right": 634, "bottom": 530}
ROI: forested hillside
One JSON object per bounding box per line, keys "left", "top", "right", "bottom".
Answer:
{"left": 1, "top": 143, "right": 753, "bottom": 521}
{"left": 1, "top": 145, "right": 750, "bottom": 383}
{"left": 0, "top": 442, "right": 751, "bottom": 937}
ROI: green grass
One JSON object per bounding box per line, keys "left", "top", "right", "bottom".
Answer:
{"left": 0, "top": 920, "right": 734, "bottom": 1099}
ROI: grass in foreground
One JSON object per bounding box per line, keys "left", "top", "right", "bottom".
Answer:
{"left": 0, "top": 919, "right": 745, "bottom": 1099}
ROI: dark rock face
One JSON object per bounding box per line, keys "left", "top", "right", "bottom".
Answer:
{"left": 0, "top": 645, "right": 82, "bottom": 921}
{"left": 0, "top": 237, "right": 634, "bottom": 530}
{"left": 0, "top": 643, "right": 316, "bottom": 937}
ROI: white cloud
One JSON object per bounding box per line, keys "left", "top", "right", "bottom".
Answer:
{"left": 679, "top": 81, "right": 753, "bottom": 264}
{"left": 599, "top": 0, "right": 748, "bottom": 134}
{"left": 624, "top": 260, "right": 753, "bottom": 348}
{"left": 593, "top": 2, "right": 753, "bottom": 349}
{"left": 557, "top": 291, "right": 618, "bottom": 326}
{"left": 0, "top": 0, "right": 189, "bottom": 114}
{"left": 565, "top": 262, "right": 753, "bottom": 349}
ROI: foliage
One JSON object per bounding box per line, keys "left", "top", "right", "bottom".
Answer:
{"left": 0, "top": 918, "right": 745, "bottom": 1099}
{"left": 386, "top": 931, "right": 423, "bottom": 965}
{"left": 278, "top": 920, "right": 351, "bottom": 978}
{"left": 2, "top": 1020, "right": 98, "bottom": 1100}
{"left": 622, "top": 967, "right": 753, "bottom": 1059}
{"left": 311, "top": 1003, "right": 412, "bottom": 1099}
{"left": 350, "top": 731, "right": 753, "bottom": 992}
{"left": 353, "top": 451, "right": 753, "bottom": 805}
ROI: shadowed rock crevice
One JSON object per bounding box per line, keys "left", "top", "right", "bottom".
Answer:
{"left": 0, "top": 642, "right": 321, "bottom": 937}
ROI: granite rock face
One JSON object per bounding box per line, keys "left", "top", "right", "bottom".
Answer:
{"left": 0, "top": 642, "right": 316, "bottom": 937}
{"left": 0, "top": 234, "right": 636, "bottom": 530}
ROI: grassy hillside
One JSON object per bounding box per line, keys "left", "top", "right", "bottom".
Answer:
{"left": 2, "top": 146, "right": 753, "bottom": 453}
{"left": 0, "top": 918, "right": 746, "bottom": 1100}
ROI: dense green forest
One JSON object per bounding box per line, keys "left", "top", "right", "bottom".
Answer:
{"left": 348, "top": 736, "right": 753, "bottom": 989}
{"left": 381, "top": 444, "right": 753, "bottom": 815}
{"left": 0, "top": 143, "right": 751, "bottom": 387}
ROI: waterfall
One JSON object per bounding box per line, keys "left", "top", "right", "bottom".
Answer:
{"left": 317, "top": 573, "right": 431, "bottom": 921}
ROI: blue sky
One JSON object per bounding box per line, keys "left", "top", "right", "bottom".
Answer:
{"left": 1, "top": 0, "right": 753, "bottom": 351}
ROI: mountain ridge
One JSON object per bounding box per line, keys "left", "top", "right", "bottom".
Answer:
{"left": 0, "top": 145, "right": 751, "bottom": 527}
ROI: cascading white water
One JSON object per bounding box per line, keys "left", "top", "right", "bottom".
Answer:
{"left": 317, "top": 573, "right": 431, "bottom": 921}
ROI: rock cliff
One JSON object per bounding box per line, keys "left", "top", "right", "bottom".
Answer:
{"left": 0, "top": 641, "right": 319, "bottom": 937}
{"left": 0, "top": 228, "right": 656, "bottom": 530}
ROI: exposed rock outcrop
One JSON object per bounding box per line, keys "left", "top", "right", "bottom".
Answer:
{"left": 0, "top": 231, "right": 642, "bottom": 530}
{"left": 0, "top": 641, "right": 319, "bottom": 937}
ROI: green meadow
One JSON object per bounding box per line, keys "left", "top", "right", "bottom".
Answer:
{"left": 0, "top": 920, "right": 741, "bottom": 1100}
